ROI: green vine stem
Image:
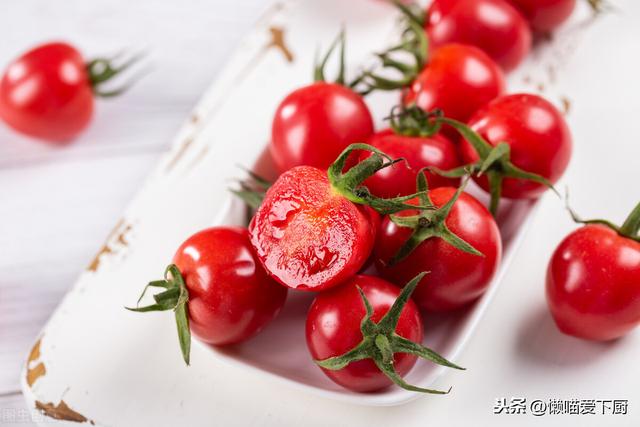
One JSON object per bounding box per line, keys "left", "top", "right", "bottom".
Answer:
{"left": 388, "top": 105, "right": 557, "bottom": 216}
{"left": 125, "top": 264, "right": 191, "bottom": 365}
{"left": 230, "top": 169, "right": 272, "bottom": 210}
{"left": 314, "top": 29, "right": 347, "bottom": 84}
{"left": 315, "top": 272, "right": 464, "bottom": 394}
{"left": 566, "top": 197, "right": 640, "bottom": 242}
{"left": 86, "top": 51, "right": 146, "bottom": 97}
{"left": 387, "top": 171, "right": 483, "bottom": 265}
{"left": 327, "top": 143, "right": 435, "bottom": 215}
{"left": 350, "top": 1, "right": 428, "bottom": 95}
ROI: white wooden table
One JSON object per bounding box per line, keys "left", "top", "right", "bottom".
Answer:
{"left": 1, "top": 1, "right": 639, "bottom": 426}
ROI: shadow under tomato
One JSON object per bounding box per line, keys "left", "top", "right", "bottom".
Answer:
{"left": 515, "top": 305, "right": 623, "bottom": 367}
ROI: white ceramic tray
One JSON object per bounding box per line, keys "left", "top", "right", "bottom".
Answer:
{"left": 21, "top": 0, "right": 593, "bottom": 423}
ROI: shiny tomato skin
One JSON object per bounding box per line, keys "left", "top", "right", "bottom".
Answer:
{"left": 360, "top": 129, "right": 461, "bottom": 198}
{"left": 509, "top": 0, "right": 576, "bottom": 32}
{"left": 306, "top": 274, "right": 423, "bottom": 392}
{"left": 0, "top": 42, "right": 94, "bottom": 142}
{"left": 546, "top": 225, "right": 640, "bottom": 341}
{"left": 461, "top": 93, "right": 572, "bottom": 199}
{"left": 404, "top": 44, "right": 505, "bottom": 124}
{"left": 173, "top": 227, "right": 287, "bottom": 346}
{"left": 270, "top": 82, "right": 374, "bottom": 173}
{"left": 375, "top": 187, "right": 502, "bottom": 312}
{"left": 249, "top": 166, "right": 378, "bottom": 291}
{"left": 426, "top": 0, "right": 532, "bottom": 71}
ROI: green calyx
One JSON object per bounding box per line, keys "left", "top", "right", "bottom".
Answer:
{"left": 315, "top": 272, "right": 464, "bottom": 394}
{"left": 350, "top": 1, "right": 428, "bottom": 95}
{"left": 392, "top": 105, "right": 557, "bottom": 216}
{"left": 327, "top": 143, "right": 435, "bottom": 215}
{"left": 387, "top": 105, "right": 443, "bottom": 137}
{"left": 126, "top": 264, "right": 191, "bottom": 365}
{"left": 387, "top": 172, "right": 483, "bottom": 265}
{"left": 566, "top": 198, "right": 640, "bottom": 243}
{"left": 314, "top": 29, "right": 348, "bottom": 85}
{"left": 86, "top": 51, "right": 146, "bottom": 97}
{"left": 230, "top": 169, "right": 272, "bottom": 210}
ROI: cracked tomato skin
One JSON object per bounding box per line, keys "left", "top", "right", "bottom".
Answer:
{"left": 306, "top": 274, "right": 423, "bottom": 392}
{"left": 173, "top": 227, "right": 287, "bottom": 345}
{"left": 461, "top": 93, "right": 572, "bottom": 199}
{"left": 426, "top": 0, "right": 532, "bottom": 71}
{"left": 270, "top": 82, "right": 374, "bottom": 173}
{"left": 546, "top": 225, "right": 640, "bottom": 341}
{"left": 374, "top": 188, "right": 502, "bottom": 312}
{"left": 509, "top": 0, "right": 576, "bottom": 32}
{"left": 0, "top": 42, "right": 94, "bottom": 142}
{"left": 359, "top": 129, "right": 461, "bottom": 198}
{"left": 403, "top": 44, "right": 505, "bottom": 124}
{"left": 249, "top": 166, "right": 378, "bottom": 291}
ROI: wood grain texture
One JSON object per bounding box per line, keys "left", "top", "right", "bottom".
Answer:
{"left": 0, "top": 0, "right": 270, "bottom": 421}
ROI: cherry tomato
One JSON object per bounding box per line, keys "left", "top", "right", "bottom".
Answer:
{"left": 249, "top": 165, "right": 378, "bottom": 291}
{"left": 375, "top": 187, "right": 502, "bottom": 312}
{"left": 509, "top": 0, "right": 576, "bottom": 32}
{"left": 173, "top": 227, "right": 287, "bottom": 345}
{"left": 0, "top": 42, "right": 94, "bottom": 142}
{"left": 306, "top": 274, "right": 423, "bottom": 392}
{"left": 404, "top": 44, "right": 505, "bottom": 124}
{"left": 461, "top": 93, "right": 572, "bottom": 199}
{"left": 360, "top": 129, "right": 461, "bottom": 198}
{"left": 426, "top": 0, "right": 532, "bottom": 71}
{"left": 270, "top": 82, "right": 374, "bottom": 173}
{"left": 547, "top": 219, "right": 640, "bottom": 341}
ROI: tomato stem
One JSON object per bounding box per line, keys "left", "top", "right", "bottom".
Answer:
{"left": 314, "top": 29, "right": 347, "bottom": 85}
{"left": 230, "top": 169, "right": 272, "bottom": 210}
{"left": 619, "top": 201, "right": 640, "bottom": 238}
{"left": 327, "top": 143, "right": 436, "bottom": 215}
{"left": 350, "top": 2, "right": 428, "bottom": 95}
{"left": 126, "top": 264, "right": 191, "bottom": 365}
{"left": 315, "top": 272, "right": 464, "bottom": 394}
{"left": 86, "top": 51, "right": 147, "bottom": 97}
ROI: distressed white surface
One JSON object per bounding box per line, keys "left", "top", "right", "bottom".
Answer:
{"left": 1, "top": 0, "right": 640, "bottom": 426}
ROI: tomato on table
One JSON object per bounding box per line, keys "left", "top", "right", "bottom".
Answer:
{"left": 425, "top": 0, "right": 532, "bottom": 71}
{"left": 375, "top": 185, "right": 502, "bottom": 312}
{"left": 546, "top": 203, "right": 640, "bottom": 341}
{"left": 509, "top": 0, "right": 576, "bottom": 32}
{"left": 403, "top": 44, "right": 505, "bottom": 124}
{"left": 307, "top": 273, "right": 463, "bottom": 393}
{"left": 128, "top": 226, "right": 287, "bottom": 364}
{"left": 0, "top": 42, "right": 137, "bottom": 142}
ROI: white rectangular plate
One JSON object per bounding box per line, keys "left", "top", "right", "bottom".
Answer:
{"left": 21, "top": 0, "right": 593, "bottom": 423}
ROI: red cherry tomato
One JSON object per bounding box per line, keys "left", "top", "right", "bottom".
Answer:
{"left": 359, "top": 129, "right": 461, "bottom": 198}
{"left": 0, "top": 42, "right": 94, "bottom": 142}
{"left": 375, "top": 187, "right": 502, "bottom": 312}
{"left": 306, "top": 274, "right": 423, "bottom": 392}
{"left": 249, "top": 166, "right": 378, "bottom": 291}
{"left": 461, "top": 93, "right": 572, "bottom": 199}
{"left": 426, "top": 0, "right": 532, "bottom": 71}
{"left": 270, "top": 82, "right": 374, "bottom": 173}
{"left": 547, "top": 223, "right": 640, "bottom": 341}
{"left": 404, "top": 44, "right": 505, "bottom": 124}
{"left": 173, "top": 227, "right": 287, "bottom": 345}
{"left": 509, "top": 0, "right": 576, "bottom": 32}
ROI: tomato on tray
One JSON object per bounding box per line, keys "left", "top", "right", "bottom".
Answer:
{"left": 0, "top": 41, "right": 139, "bottom": 142}
{"left": 509, "top": 0, "right": 576, "bottom": 32}
{"left": 374, "top": 175, "right": 502, "bottom": 312}
{"left": 270, "top": 32, "right": 373, "bottom": 173}
{"left": 461, "top": 93, "right": 572, "bottom": 203}
{"left": 307, "top": 273, "right": 463, "bottom": 393}
{"left": 403, "top": 44, "right": 505, "bottom": 124}
{"left": 546, "top": 203, "right": 640, "bottom": 341}
{"left": 128, "top": 226, "right": 287, "bottom": 364}
{"left": 425, "top": 0, "right": 532, "bottom": 71}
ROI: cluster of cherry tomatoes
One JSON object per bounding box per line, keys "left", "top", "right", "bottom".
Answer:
{"left": 125, "top": 0, "right": 638, "bottom": 395}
